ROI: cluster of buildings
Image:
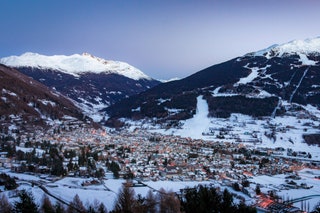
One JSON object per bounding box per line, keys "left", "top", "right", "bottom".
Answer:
{"left": 1, "top": 124, "right": 320, "bottom": 212}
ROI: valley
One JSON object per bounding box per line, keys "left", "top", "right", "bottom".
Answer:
{"left": 1, "top": 37, "right": 320, "bottom": 212}
{"left": 1, "top": 95, "right": 320, "bottom": 211}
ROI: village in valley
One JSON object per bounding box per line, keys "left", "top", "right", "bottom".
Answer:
{"left": 1, "top": 113, "right": 320, "bottom": 212}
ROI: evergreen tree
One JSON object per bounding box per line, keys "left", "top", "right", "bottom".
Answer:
{"left": 0, "top": 194, "right": 12, "bottom": 213}
{"left": 0, "top": 173, "right": 18, "bottom": 190}
{"left": 182, "top": 185, "right": 221, "bottom": 213}
{"left": 255, "top": 184, "right": 261, "bottom": 195}
{"left": 108, "top": 161, "right": 120, "bottom": 179}
{"left": 237, "top": 201, "right": 256, "bottom": 213}
{"left": 233, "top": 182, "right": 241, "bottom": 191}
{"left": 221, "top": 188, "right": 235, "bottom": 212}
{"left": 313, "top": 201, "right": 320, "bottom": 213}
{"left": 13, "top": 189, "right": 39, "bottom": 213}
{"left": 180, "top": 185, "right": 256, "bottom": 213}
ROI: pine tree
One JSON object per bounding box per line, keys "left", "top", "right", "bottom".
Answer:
{"left": 255, "top": 184, "right": 261, "bottom": 195}
{"left": 0, "top": 194, "right": 12, "bottom": 213}
{"left": 13, "top": 189, "right": 39, "bottom": 213}
{"left": 181, "top": 185, "right": 221, "bottom": 213}
{"left": 313, "top": 201, "right": 320, "bottom": 213}
{"left": 221, "top": 189, "right": 235, "bottom": 212}
{"left": 237, "top": 201, "right": 256, "bottom": 213}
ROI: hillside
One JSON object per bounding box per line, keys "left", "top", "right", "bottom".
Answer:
{"left": 0, "top": 53, "right": 160, "bottom": 121}
{"left": 0, "top": 64, "right": 95, "bottom": 134}
{"left": 105, "top": 37, "right": 320, "bottom": 126}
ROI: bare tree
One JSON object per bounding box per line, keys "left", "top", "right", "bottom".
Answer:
{"left": 157, "top": 188, "right": 180, "bottom": 213}
{"left": 55, "top": 202, "right": 65, "bottom": 213}
{"left": 114, "top": 184, "right": 137, "bottom": 212}
{"left": 67, "top": 194, "right": 86, "bottom": 213}
{"left": 144, "top": 190, "right": 157, "bottom": 213}
{"left": 0, "top": 194, "right": 12, "bottom": 213}
{"left": 41, "top": 195, "right": 55, "bottom": 213}
{"left": 87, "top": 199, "right": 107, "bottom": 213}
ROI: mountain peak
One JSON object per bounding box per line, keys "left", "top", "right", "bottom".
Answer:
{"left": 0, "top": 52, "right": 151, "bottom": 80}
{"left": 251, "top": 36, "right": 320, "bottom": 58}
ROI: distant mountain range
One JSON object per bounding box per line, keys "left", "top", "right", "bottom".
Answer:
{"left": 105, "top": 37, "right": 320, "bottom": 127}
{"left": 0, "top": 53, "right": 160, "bottom": 121}
{"left": 1, "top": 37, "right": 320, "bottom": 131}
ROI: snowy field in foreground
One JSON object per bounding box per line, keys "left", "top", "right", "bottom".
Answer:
{"left": 1, "top": 168, "right": 320, "bottom": 211}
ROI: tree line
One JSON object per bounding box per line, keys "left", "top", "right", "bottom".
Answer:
{"left": 0, "top": 184, "right": 260, "bottom": 213}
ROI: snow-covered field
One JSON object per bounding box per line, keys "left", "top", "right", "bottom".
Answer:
{"left": 2, "top": 168, "right": 319, "bottom": 211}
{"left": 149, "top": 96, "right": 320, "bottom": 160}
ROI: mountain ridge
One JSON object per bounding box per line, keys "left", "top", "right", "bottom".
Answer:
{"left": 0, "top": 53, "right": 160, "bottom": 122}
{"left": 0, "top": 52, "right": 151, "bottom": 80}
{"left": 0, "top": 64, "right": 96, "bottom": 134}
{"left": 105, "top": 36, "right": 320, "bottom": 126}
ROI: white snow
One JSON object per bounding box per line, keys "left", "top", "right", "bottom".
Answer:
{"left": 298, "top": 53, "right": 317, "bottom": 66}
{"left": 159, "top": 77, "right": 181, "bottom": 83}
{"left": 39, "top": 99, "right": 56, "bottom": 106}
{"left": 148, "top": 97, "right": 320, "bottom": 161}
{"left": 253, "top": 36, "right": 320, "bottom": 58}
{"left": 212, "top": 87, "right": 221, "bottom": 95}
{"left": 2, "top": 88, "right": 18, "bottom": 97}
{"left": 0, "top": 52, "right": 151, "bottom": 80}
{"left": 235, "top": 66, "right": 259, "bottom": 85}
{"left": 16, "top": 146, "right": 45, "bottom": 156}
{"left": 159, "top": 96, "right": 211, "bottom": 139}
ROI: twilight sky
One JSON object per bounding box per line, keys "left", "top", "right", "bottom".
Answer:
{"left": 1, "top": 0, "right": 320, "bottom": 80}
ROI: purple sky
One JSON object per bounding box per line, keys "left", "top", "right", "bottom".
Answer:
{"left": 1, "top": 0, "right": 320, "bottom": 79}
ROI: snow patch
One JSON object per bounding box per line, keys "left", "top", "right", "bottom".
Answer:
{"left": 2, "top": 89, "right": 17, "bottom": 97}
{"left": 159, "top": 77, "right": 181, "bottom": 83}
{"left": 235, "top": 67, "right": 259, "bottom": 85}
{"left": 39, "top": 99, "right": 56, "bottom": 106}
{"left": 167, "top": 96, "right": 211, "bottom": 139}
{"left": 298, "top": 53, "right": 316, "bottom": 66}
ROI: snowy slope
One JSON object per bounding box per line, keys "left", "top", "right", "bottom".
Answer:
{"left": 141, "top": 96, "right": 320, "bottom": 161}
{"left": 0, "top": 52, "right": 151, "bottom": 80}
{"left": 253, "top": 36, "right": 320, "bottom": 59}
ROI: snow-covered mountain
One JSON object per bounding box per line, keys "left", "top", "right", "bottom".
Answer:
{"left": 106, "top": 36, "right": 320, "bottom": 125}
{"left": 104, "top": 36, "right": 320, "bottom": 152}
{"left": 0, "top": 53, "right": 160, "bottom": 122}
{"left": 251, "top": 36, "right": 320, "bottom": 59}
{"left": 0, "top": 52, "right": 151, "bottom": 80}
